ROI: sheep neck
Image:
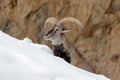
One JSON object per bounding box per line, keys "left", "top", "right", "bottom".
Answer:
{"left": 53, "top": 44, "right": 71, "bottom": 63}
{"left": 52, "top": 35, "right": 65, "bottom": 45}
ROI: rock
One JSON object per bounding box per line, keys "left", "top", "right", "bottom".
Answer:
{"left": 0, "top": 0, "right": 120, "bottom": 80}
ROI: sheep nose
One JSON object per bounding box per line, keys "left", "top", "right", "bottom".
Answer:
{"left": 44, "top": 35, "right": 47, "bottom": 39}
{"left": 44, "top": 35, "right": 50, "bottom": 40}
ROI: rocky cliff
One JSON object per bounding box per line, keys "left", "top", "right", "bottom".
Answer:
{"left": 0, "top": 0, "right": 120, "bottom": 80}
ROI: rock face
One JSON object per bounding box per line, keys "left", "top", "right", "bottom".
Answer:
{"left": 0, "top": 0, "right": 120, "bottom": 80}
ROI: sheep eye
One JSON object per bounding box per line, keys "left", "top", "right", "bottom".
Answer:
{"left": 53, "top": 29, "right": 59, "bottom": 33}
{"left": 53, "top": 24, "right": 56, "bottom": 27}
{"left": 55, "top": 29, "right": 59, "bottom": 31}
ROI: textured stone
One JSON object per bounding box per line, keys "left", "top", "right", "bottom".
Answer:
{"left": 0, "top": 0, "right": 120, "bottom": 80}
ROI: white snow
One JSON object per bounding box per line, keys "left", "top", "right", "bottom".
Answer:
{"left": 0, "top": 31, "right": 110, "bottom": 80}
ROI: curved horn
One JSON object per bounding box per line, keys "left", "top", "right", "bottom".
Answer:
{"left": 57, "top": 17, "right": 84, "bottom": 29}
{"left": 44, "top": 17, "right": 57, "bottom": 28}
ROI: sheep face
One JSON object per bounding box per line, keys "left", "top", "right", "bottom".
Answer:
{"left": 44, "top": 23, "right": 71, "bottom": 45}
{"left": 44, "top": 24, "right": 63, "bottom": 41}
{"left": 43, "top": 17, "right": 73, "bottom": 44}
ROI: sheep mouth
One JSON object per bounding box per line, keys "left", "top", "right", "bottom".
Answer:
{"left": 44, "top": 36, "right": 50, "bottom": 40}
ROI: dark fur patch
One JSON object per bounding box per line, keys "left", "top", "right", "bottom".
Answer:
{"left": 53, "top": 44, "right": 71, "bottom": 63}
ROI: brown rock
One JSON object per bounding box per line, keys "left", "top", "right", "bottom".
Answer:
{"left": 0, "top": 0, "right": 120, "bottom": 80}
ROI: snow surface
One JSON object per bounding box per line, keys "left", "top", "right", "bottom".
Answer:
{"left": 0, "top": 31, "right": 110, "bottom": 80}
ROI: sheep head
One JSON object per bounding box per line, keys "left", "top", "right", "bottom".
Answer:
{"left": 44, "top": 17, "right": 84, "bottom": 45}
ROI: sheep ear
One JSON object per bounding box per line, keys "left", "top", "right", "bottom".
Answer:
{"left": 62, "top": 29, "right": 71, "bottom": 33}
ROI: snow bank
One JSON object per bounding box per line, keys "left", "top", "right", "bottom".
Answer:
{"left": 0, "top": 31, "right": 110, "bottom": 80}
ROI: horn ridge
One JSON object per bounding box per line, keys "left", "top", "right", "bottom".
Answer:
{"left": 57, "top": 17, "right": 84, "bottom": 29}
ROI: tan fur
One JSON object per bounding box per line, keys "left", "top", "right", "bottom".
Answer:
{"left": 63, "top": 39, "right": 95, "bottom": 72}
{"left": 44, "top": 17, "right": 95, "bottom": 73}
